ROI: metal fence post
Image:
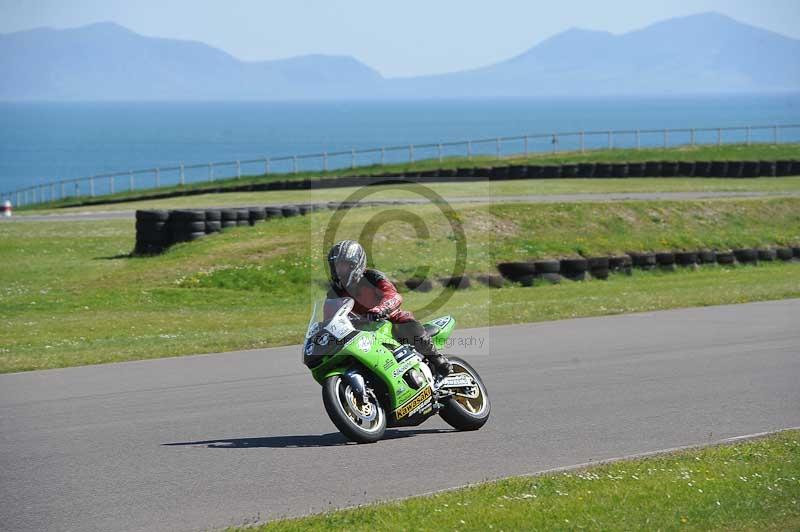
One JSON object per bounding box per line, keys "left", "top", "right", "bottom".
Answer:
{"left": 351, "top": 149, "right": 355, "bottom": 170}
{"left": 437, "top": 143, "right": 442, "bottom": 163}
{"left": 292, "top": 156, "right": 297, "bottom": 174}
{"left": 496, "top": 137, "right": 501, "bottom": 160}
{"left": 608, "top": 130, "right": 613, "bottom": 149}
{"left": 691, "top": 128, "right": 695, "bottom": 146}
{"left": 264, "top": 158, "right": 270, "bottom": 175}
{"left": 552, "top": 133, "right": 558, "bottom": 154}
{"left": 717, "top": 128, "right": 722, "bottom": 146}
{"left": 129, "top": 171, "right": 134, "bottom": 191}
{"left": 209, "top": 163, "right": 214, "bottom": 182}
{"left": 380, "top": 147, "right": 385, "bottom": 166}
{"left": 109, "top": 175, "right": 114, "bottom": 195}
{"left": 636, "top": 129, "right": 641, "bottom": 150}
{"left": 50, "top": 183, "right": 55, "bottom": 203}
{"left": 180, "top": 162, "right": 185, "bottom": 185}
{"left": 664, "top": 129, "right": 669, "bottom": 149}
{"left": 237, "top": 160, "right": 242, "bottom": 178}
{"left": 155, "top": 168, "right": 160, "bottom": 188}
{"left": 580, "top": 131, "right": 585, "bottom": 153}
{"left": 467, "top": 141, "right": 472, "bottom": 160}
{"left": 409, "top": 145, "right": 414, "bottom": 163}
{"left": 774, "top": 125, "right": 779, "bottom": 144}
{"left": 60, "top": 182, "right": 65, "bottom": 199}
{"left": 323, "top": 152, "right": 328, "bottom": 171}
{"left": 74, "top": 182, "right": 80, "bottom": 197}
{"left": 90, "top": 176, "right": 95, "bottom": 197}
{"left": 746, "top": 126, "right": 751, "bottom": 146}
{"left": 524, "top": 135, "right": 529, "bottom": 156}
{"left": 16, "top": 191, "right": 20, "bottom": 207}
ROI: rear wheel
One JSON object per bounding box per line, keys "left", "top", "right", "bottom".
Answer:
{"left": 438, "top": 357, "right": 490, "bottom": 431}
{"left": 322, "top": 375, "right": 386, "bottom": 443}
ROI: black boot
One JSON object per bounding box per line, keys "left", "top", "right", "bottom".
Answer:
{"left": 416, "top": 335, "right": 451, "bottom": 378}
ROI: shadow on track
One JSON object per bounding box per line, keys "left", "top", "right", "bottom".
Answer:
{"left": 163, "top": 428, "right": 454, "bottom": 448}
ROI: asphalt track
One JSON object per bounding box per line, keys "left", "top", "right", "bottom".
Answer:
{"left": 6, "top": 190, "right": 800, "bottom": 221}
{"left": 1, "top": 299, "right": 798, "bottom": 531}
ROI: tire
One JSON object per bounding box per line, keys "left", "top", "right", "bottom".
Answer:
{"left": 405, "top": 278, "right": 433, "bottom": 292}
{"left": 135, "top": 220, "right": 167, "bottom": 233}
{"left": 265, "top": 207, "right": 283, "bottom": 218}
{"left": 476, "top": 274, "right": 504, "bottom": 288}
{"left": 298, "top": 205, "right": 314, "bottom": 215}
{"left": 594, "top": 163, "right": 612, "bottom": 178}
{"left": 507, "top": 165, "right": 528, "bottom": 179}
{"left": 716, "top": 251, "right": 735, "bottom": 265}
{"left": 541, "top": 165, "right": 562, "bottom": 179}
{"left": 709, "top": 161, "right": 727, "bottom": 177}
{"left": 221, "top": 221, "right": 238, "bottom": 229}
{"left": 204, "top": 209, "right": 222, "bottom": 222}
{"left": 532, "top": 260, "right": 559, "bottom": 274}
{"left": 497, "top": 262, "right": 537, "bottom": 280}
{"left": 526, "top": 166, "right": 543, "bottom": 179}
{"left": 282, "top": 206, "right": 300, "bottom": 217}
{"left": 235, "top": 209, "right": 249, "bottom": 223}
{"left": 660, "top": 161, "right": 678, "bottom": 177}
{"left": 609, "top": 255, "right": 632, "bottom": 274}
{"left": 726, "top": 161, "right": 743, "bottom": 178}
{"left": 675, "top": 251, "right": 698, "bottom": 266}
{"left": 206, "top": 221, "right": 222, "bottom": 233}
{"left": 775, "top": 161, "right": 792, "bottom": 177}
{"left": 136, "top": 231, "right": 168, "bottom": 244}
{"left": 220, "top": 208, "right": 237, "bottom": 221}
{"left": 577, "top": 163, "right": 595, "bottom": 178}
{"left": 677, "top": 162, "right": 695, "bottom": 177}
{"left": 136, "top": 209, "right": 170, "bottom": 222}
{"left": 489, "top": 167, "right": 509, "bottom": 180}
{"left": 560, "top": 258, "right": 588, "bottom": 280}
{"left": 694, "top": 161, "right": 712, "bottom": 177}
{"left": 588, "top": 257, "right": 610, "bottom": 279}
{"left": 456, "top": 168, "right": 475, "bottom": 178}
{"left": 440, "top": 276, "right": 471, "bottom": 289}
{"left": 656, "top": 252, "right": 675, "bottom": 266}
{"left": 628, "top": 162, "right": 645, "bottom": 178}
{"left": 776, "top": 247, "right": 793, "bottom": 261}
{"left": 644, "top": 162, "right": 661, "bottom": 177}
{"left": 697, "top": 250, "right": 716, "bottom": 264}
{"left": 248, "top": 207, "right": 266, "bottom": 224}
{"left": 611, "top": 163, "right": 628, "bottom": 178}
{"left": 630, "top": 252, "right": 656, "bottom": 270}
{"left": 438, "top": 357, "right": 490, "bottom": 431}
{"left": 185, "top": 221, "right": 206, "bottom": 232}
{"left": 561, "top": 164, "right": 579, "bottom": 178}
{"left": 741, "top": 161, "right": 760, "bottom": 178}
{"left": 793, "top": 247, "right": 800, "bottom": 258}
{"left": 322, "top": 375, "right": 386, "bottom": 444}
{"left": 171, "top": 209, "right": 205, "bottom": 222}
{"left": 759, "top": 161, "right": 776, "bottom": 177}
{"left": 733, "top": 248, "right": 758, "bottom": 264}
{"left": 757, "top": 248, "right": 776, "bottom": 261}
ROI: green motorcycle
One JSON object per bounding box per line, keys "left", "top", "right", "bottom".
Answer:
{"left": 302, "top": 297, "right": 490, "bottom": 443}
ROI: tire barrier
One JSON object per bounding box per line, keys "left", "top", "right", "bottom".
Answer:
{"left": 643, "top": 161, "right": 661, "bottom": 177}
{"left": 709, "top": 161, "right": 727, "bottom": 177}
{"left": 741, "top": 161, "right": 760, "bottom": 178}
{"left": 525, "top": 165, "right": 543, "bottom": 179}
{"left": 405, "top": 277, "right": 433, "bottom": 292}
{"left": 677, "top": 162, "right": 695, "bottom": 177}
{"left": 235, "top": 209, "right": 249, "bottom": 226}
{"left": 660, "top": 161, "right": 679, "bottom": 177}
{"left": 757, "top": 248, "right": 776, "bottom": 261}
{"left": 560, "top": 258, "right": 588, "bottom": 281}
{"left": 476, "top": 274, "right": 504, "bottom": 288}
{"left": 594, "top": 163, "right": 612, "bottom": 178}
{"left": 248, "top": 207, "right": 266, "bottom": 225}
{"left": 759, "top": 161, "right": 776, "bottom": 178}
{"left": 169, "top": 209, "right": 207, "bottom": 245}
{"left": 576, "top": 163, "right": 595, "bottom": 178}
{"left": 507, "top": 165, "right": 528, "bottom": 180}
{"left": 134, "top": 209, "right": 170, "bottom": 255}
{"left": 220, "top": 208, "right": 237, "bottom": 229}
{"left": 628, "top": 162, "right": 645, "bottom": 178}
{"left": 611, "top": 163, "right": 629, "bottom": 178}
{"left": 440, "top": 275, "right": 471, "bottom": 290}
{"left": 561, "top": 164, "right": 579, "bottom": 178}
{"left": 491, "top": 245, "right": 797, "bottom": 286}
{"left": 588, "top": 256, "right": 610, "bottom": 279}
{"left": 694, "top": 161, "right": 712, "bottom": 177}
{"left": 726, "top": 161, "right": 743, "bottom": 178}
{"left": 776, "top": 161, "right": 792, "bottom": 177}
{"left": 541, "top": 165, "right": 562, "bottom": 179}
{"left": 791, "top": 161, "right": 800, "bottom": 175}
{"left": 265, "top": 206, "right": 283, "bottom": 218}
{"left": 281, "top": 205, "right": 300, "bottom": 217}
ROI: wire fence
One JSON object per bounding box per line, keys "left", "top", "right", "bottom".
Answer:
{"left": 5, "top": 123, "right": 800, "bottom": 207}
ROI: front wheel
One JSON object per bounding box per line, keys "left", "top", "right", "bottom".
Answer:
{"left": 322, "top": 375, "right": 386, "bottom": 443}
{"left": 438, "top": 357, "right": 491, "bottom": 431}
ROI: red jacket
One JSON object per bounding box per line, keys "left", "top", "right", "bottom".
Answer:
{"left": 325, "top": 269, "right": 414, "bottom": 323}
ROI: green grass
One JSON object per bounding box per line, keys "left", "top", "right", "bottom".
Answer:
{"left": 19, "top": 175, "right": 800, "bottom": 215}
{"left": 237, "top": 430, "right": 800, "bottom": 531}
{"left": 2, "top": 197, "right": 800, "bottom": 373}
{"left": 19, "top": 143, "right": 800, "bottom": 212}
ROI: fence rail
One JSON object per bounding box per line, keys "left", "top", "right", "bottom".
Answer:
{"left": 5, "top": 123, "right": 800, "bottom": 207}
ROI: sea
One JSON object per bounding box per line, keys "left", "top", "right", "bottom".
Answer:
{"left": 1, "top": 94, "right": 799, "bottom": 196}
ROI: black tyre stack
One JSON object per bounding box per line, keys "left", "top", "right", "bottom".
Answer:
{"left": 205, "top": 209, "right": 222, "bottom": 234}
{"left": 169, "top": 210, "right": 206, "bottom": 244}
{"left": 134, "top": 210, "right": 170, "bottom": 255}
{"left": 235, "top": 209, "right": 249, "bottom": 226}
{"left": 588, "top": 257, "right": 610, "bottom": 279}
{"left": 656, "top": 252, "right": 676, "bottom": 271}
{"left": 248, "top": 206, "right": 266, "bottom": 225}
{"left": 220, "top": 208, "right": 237, "bottom": 229}
{"left": 560, "top": 258, "right": 588, "bottom": 281}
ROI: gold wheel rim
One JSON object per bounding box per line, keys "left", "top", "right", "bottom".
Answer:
{"left": 450, "top": 362, "right": 486, "bottom": 415}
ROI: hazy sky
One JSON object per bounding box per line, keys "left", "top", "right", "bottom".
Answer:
{"left": 1, "top": 0, "right": 798, "bottom": 77}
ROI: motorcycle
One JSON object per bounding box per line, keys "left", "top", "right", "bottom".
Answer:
{"left": 301, "top": 297, "right": 490, "bottom": 443}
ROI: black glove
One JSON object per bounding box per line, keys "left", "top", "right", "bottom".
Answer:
{"left": 366, "top": 307, "right": 389, "bottom": 321}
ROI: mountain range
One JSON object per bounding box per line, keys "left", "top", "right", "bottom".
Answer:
{"left": 1, "top": 12, "right": 798, "bottom": 101}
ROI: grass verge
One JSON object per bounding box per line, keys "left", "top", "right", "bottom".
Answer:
{"left": 18, "top": 143, "right": 800, "bottom": 212}
{"left": 2, "top": 197, "right": 799, "bottom": 373}
{"left": 236, "top": 430, "right": 800, "bottom": 531}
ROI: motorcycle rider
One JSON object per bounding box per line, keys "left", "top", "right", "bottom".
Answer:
{"left": 324, "top": 239, "right": 452, "bottom": 378}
